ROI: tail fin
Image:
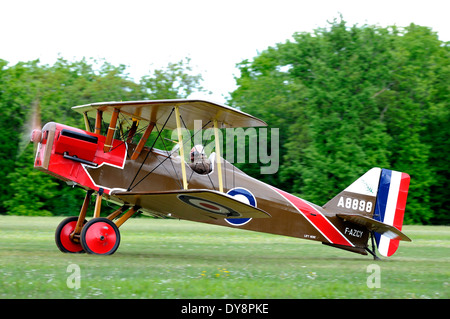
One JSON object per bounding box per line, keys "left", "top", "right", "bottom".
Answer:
{"left": 373, "top": 169, "right": 410, "bottom": 257}
{"left": 323, "top": 168, "right": 383, "bottom": 217}
{"left": 323, "top": 168, "right": 411, "bottom": 257}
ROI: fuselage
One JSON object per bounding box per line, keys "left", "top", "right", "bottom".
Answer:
{"left": 34, "top": 122, "right": 369, "bottom": 255}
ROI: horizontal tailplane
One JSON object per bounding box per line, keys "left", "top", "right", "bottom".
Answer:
{"left": 337, "top": 214, "right": 411, "bottom": 242}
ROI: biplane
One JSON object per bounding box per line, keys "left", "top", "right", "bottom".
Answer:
{"left": 30, "top": 99, "right": 411, "bottom": 259}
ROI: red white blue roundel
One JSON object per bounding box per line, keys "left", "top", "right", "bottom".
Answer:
{"left": 226, "top": 187, "right": 256, "bottom": 226}
{"left": 177, "top": 194, "right": 241, "bottom": 217}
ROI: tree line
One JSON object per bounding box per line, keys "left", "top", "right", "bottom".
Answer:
{"left": 0, "top": 19, "right": 448, "bottom": 224}
{"left": 230, "top": 19, "right": 449, "bottom": 225}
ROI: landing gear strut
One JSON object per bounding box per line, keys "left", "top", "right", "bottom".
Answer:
{"left": 54, "top": 189, "right": 140, "bottom": 255}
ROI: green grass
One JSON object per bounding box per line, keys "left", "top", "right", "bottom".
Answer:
{"left": 0, "top": 215, "right": 448, "bottom": 299}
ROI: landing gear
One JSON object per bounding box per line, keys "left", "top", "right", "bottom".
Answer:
{"left": 54, "top": 189, "right": 140, "bottom": 255}
{"left": 80, "top": 218, "right": 120, "bottom": 255}
{"left": 55, "top": 216, "right": 86, "bottom": 253}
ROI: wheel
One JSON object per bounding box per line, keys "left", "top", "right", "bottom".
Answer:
{"left": 55, "top": 217, "right": 86, "bottom": 253}
{"left": 80, "top": 218, "right": 121, "bottom": 255}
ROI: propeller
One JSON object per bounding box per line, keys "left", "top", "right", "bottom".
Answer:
{"left": 16, "top": 99, "right": 42, "bottom": 159}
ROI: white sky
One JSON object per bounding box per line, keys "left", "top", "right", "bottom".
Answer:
{"left": 1, "top": 0, "right": 449, "bottom": 103}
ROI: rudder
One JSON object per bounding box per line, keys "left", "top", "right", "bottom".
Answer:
{"left": 373, "top": 169, "right": 410, "bottom": 257}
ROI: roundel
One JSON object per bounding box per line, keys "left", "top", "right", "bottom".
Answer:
{"left": 226, "top": 188, "right": 256, "bottom": 226}
{"left": 177, "top": 195, "right": 241, "bottom": 217}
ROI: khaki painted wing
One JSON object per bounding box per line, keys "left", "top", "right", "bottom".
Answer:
{"left": 72, "top": 99, "right": 267, "bottom": 130}
{"left": 113, "top": 189, "right": 271, "bottom": 221}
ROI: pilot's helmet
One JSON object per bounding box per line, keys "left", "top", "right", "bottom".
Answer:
{"left": 190, "top": 145, "right": 205, "bottom": 162}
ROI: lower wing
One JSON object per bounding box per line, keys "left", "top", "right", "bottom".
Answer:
{"left": 113, "top": 189, "right": 271, "bottom": 221}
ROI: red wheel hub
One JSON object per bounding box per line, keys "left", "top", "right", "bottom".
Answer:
{"left": 83, "top": 221, "right": 118, "bottom": 254}
{"left": 59, "top": 220, "right": 84, "bottom": 253}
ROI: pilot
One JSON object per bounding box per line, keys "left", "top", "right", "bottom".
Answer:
{"left": 189, "top": 145, "right": 211, "bottom": 174}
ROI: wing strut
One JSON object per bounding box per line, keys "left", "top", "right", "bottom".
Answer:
{"left": 127, "top": 108, "right": 175, "bottom": 191}
{"left": 130, "top": 122, "right": 155, "bottom": 160}
{"left": 95, "top": 110, "right": 103, "bottom": 135}
{"left": 104, "top": 108, "right": 120, "bottom": 152}
{"left": 213, "top": 118, "right": 224, "bottom": 192}
{"left": 175, "top": 106, "right": 188, "bottom": 190}
{"left": 83, "top": 112, "right": 91, "bottom": 132}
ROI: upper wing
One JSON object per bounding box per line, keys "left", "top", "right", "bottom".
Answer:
{"left": 72, "top": 99, "right": 267, "bottom": 130}
{"left": 337, "top": 213, "right": 411, "bottom": 241}
{"left": 113, "top": 189, "right": 271, "bottom": 221}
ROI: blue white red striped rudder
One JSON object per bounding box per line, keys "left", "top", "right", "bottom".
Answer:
{"left": 373, "top": 169, "right": 410, "bottom": 257}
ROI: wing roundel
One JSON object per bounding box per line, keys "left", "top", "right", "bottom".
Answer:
{"left": 113, "top": 189, "right": 271, "bottom": 221}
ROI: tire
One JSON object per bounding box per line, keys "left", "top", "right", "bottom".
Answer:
{"left": 80, "top": 218, "right": 121, "bottom": 255}
{"left": 55, "top": 216, "right": 86, "bottom": 253}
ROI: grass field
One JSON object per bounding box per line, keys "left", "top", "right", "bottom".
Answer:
{"left": 0, "top": 215, "right": 448, "bottom": 299}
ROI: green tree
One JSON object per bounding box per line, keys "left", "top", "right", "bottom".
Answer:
{"left": 4, "top": 150, "right": 59, "bottom": 216}
{"left": 141, "top": 58, "right": 205, "bottom": 99}
{"left": 0, "top": 57, "right": 206, "bottom": 216}
{"left": 231, "top": 18, "right": 449, "bottom": 224}
{"left": 375, "top": 24, "right": 449, "bottom": 223}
